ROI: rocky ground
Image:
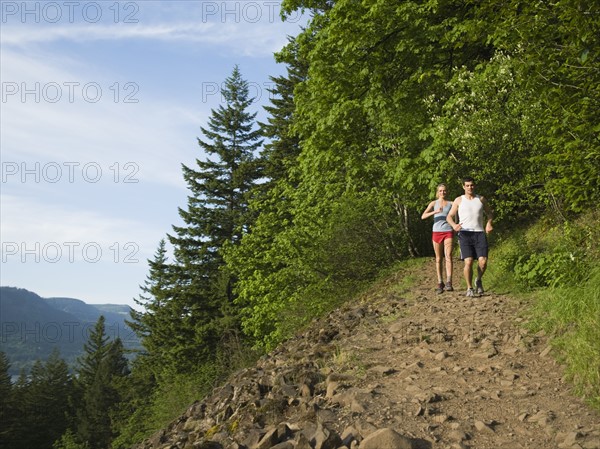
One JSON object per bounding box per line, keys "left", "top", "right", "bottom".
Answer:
{"left": 133, "top": 260, "right": 599, "bottom": 449}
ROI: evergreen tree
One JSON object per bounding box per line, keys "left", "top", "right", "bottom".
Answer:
{"left": 0, "top": 352, "right": 14, "bottom": 448}
{"left": 128, "top": 239, "right": 177, "bottom": 368}
{"left": 7, "top": 369, "right": 29, "bottom": 449}
{"left": 116, "top": 242, "right": 175, "bottom": 446}
{"left": 173, "top": 64, "right": 263, "bottom": 266}
{"left": 35, "top": 350, "right": 73, "bottom": 447}
{"left": 108, "top": 355, "right": 157, "bottom": 449}
{"left": 77, "top": 316, "right": 110, "bottom": 389}
{"left": 166, "top": 65, "right": 263, "bottom": 368}
{"left": 8, "top": 350, "right": 73, "bottom": 449}
{"left": 259, "top": 37, "right": 306, "bottom": 184}
{"left": 75, "top": 316, "right": 129, "bottom": 449}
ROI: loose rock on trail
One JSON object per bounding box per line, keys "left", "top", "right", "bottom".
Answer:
{"left": 134, "top": 261, "right": 599, "bottom": 449}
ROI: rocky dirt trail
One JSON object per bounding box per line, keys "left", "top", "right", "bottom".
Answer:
{"left": 134, "top": 260, "right": 599, "bottom": 449}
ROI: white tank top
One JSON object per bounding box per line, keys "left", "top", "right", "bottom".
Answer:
{"left": 458, "top": 195, "right": 484, "bottom": 232}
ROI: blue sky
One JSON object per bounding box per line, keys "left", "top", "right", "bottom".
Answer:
{"left": 1, "top": 1, "right": 306, "bottom": 307}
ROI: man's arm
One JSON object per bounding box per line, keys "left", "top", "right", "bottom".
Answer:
{"left": 446, "top": 197, "right": 461, "bottom": 231}
{"left": 481, "top": 196, "right": 494, "bottom": 234}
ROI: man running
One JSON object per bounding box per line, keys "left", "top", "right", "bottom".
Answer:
{"left": 446, "top": 177, "right": 494, "bottom": 297}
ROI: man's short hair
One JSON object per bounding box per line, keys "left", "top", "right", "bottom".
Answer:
{"left": 463, "top": 176, "right": 475, "bottom": 184}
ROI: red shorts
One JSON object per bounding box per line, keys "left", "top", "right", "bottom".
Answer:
{"left": 432, "top": 231, "right": 454, "bottom": 243}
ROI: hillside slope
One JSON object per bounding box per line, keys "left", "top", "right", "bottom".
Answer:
{"left": 45, "top": 296, "right": 130, "bottom": 326}
{"left": 0, "top": 287, "right": 88, "bottom": 369}
{"left": 0, "top": 287, "right": 140, "bottom": 374}
{"left": 133, "top": 260, "right": 599, "bottom": 449}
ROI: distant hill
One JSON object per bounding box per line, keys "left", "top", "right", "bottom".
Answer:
{"left": 44, "top": 296, "right": 137, "bottom": 342}
{"left": 0, "top": 286, "right": 141, "bottom": 376}
{"left": 93, "top": 303, "right": 132, "bottom": 316}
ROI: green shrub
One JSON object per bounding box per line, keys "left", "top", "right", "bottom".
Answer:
{"left": 111, "top": 363, "right": 220, "bottom": 449}
{"left": 491, "top": 211, "right": 599, "bottom": 410}
{"left": 497, "top": 214, "right": 597, "bottom": 290}
{"left": 53, "top": 430, "right": 89, "bottom": 449}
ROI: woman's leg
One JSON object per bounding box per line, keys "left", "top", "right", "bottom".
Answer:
{"left": 433, "top": 240, "right": 443, "bottom": 283}
{"left": 444, "top": 237, "right": 454, "bottom": 283}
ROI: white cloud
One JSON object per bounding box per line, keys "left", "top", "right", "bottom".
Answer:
{"left": 2, "top": 23, "right": 214, "bottom": 44}
{"left": 0, "top": 18, "right": 302, "bottom": 57}
{"left": 1, "top": 48, "right": 205, "bottom": 188}
{"left": 0, "top": 193, "right": 158, "bottom": 256}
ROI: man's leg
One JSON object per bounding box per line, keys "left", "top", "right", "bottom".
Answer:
{"left": 477, "top": 256, "right": 488, "bottom": 280}
{"left": 464, "top": 257, "right": 474, "bottom": 289}
{"left": 476, "top": 256, "right": 488, "bottom": 295}
{"left": 474, "top": 231, "right": 489, "bottom": 295}
{"left": 458, "top": 232, "right": 475, "bottom": 296}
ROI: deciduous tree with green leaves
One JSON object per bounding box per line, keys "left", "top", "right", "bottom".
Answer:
{"left": 481, "top": 0, "right": 600, "bottom": 214}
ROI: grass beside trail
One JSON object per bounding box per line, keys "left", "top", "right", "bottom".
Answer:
{"left": 486, "top": 211, "right": 600, "bottom": 410}
{"left": 527, "top": 269, "right": 600, "bottom": 410}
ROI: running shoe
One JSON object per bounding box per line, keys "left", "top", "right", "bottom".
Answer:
{"left": 475, "top": 278, "right": 484, "bottom": 296}
{"left": 465, "top": 288, "right": 475, "bottom": 297}
{"left": 435, "top": 282, "right": 445, "bottom": 294}
{"left": 444, "top": 282, "right": 454, "bottom": 292}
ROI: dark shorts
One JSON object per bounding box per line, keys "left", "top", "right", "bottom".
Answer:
{"left": 432, "top": 231, "right": 454, "bottom": 243}
{"left": 458, "top": 231, "right": 488, "bottom": 260}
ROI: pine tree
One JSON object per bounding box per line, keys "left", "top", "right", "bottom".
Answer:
{"left": 8, "top": 350, "right": 73, "bottom": 449}
{"left": 259, "top": 37, "right": 306, "bottom": 184}
{"left": 77, "top": 316, "right": 110, "bottom": 388}
{"left": 166, "top": 65, "right": 263, "bottom": 367}
{"left": 0, "top": 352, "right": 14, "bottom": 448}
{"left": 173, "top": 64, "right": 263, "bottom": 266}
{"left": 127, "top": 239, "right": 178, "bottom": 368}
{"left": 34, "top": 350, "right": 73, "bottom": 447}
{"left": 107, "top": 354, "right": 156, "bottom": 449}
{"left": 7, "top": 370, "right": 29, "bottom": 449}
{"left": 75, "top": 316, "right": 129, "bottom": 449}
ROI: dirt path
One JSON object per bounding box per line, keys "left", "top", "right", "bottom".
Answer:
{"left": 324, "top": 261, "right": 600, "bottom": 448}
{"left": 135, "top": 259, "right": 599, "bottom": 449}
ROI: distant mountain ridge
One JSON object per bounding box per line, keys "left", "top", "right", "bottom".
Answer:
{"left": 44, "top": 296, "right": 131, "bottom": 327}
{"left": 0, "top": 286, "right": 140, "bottom": 376}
